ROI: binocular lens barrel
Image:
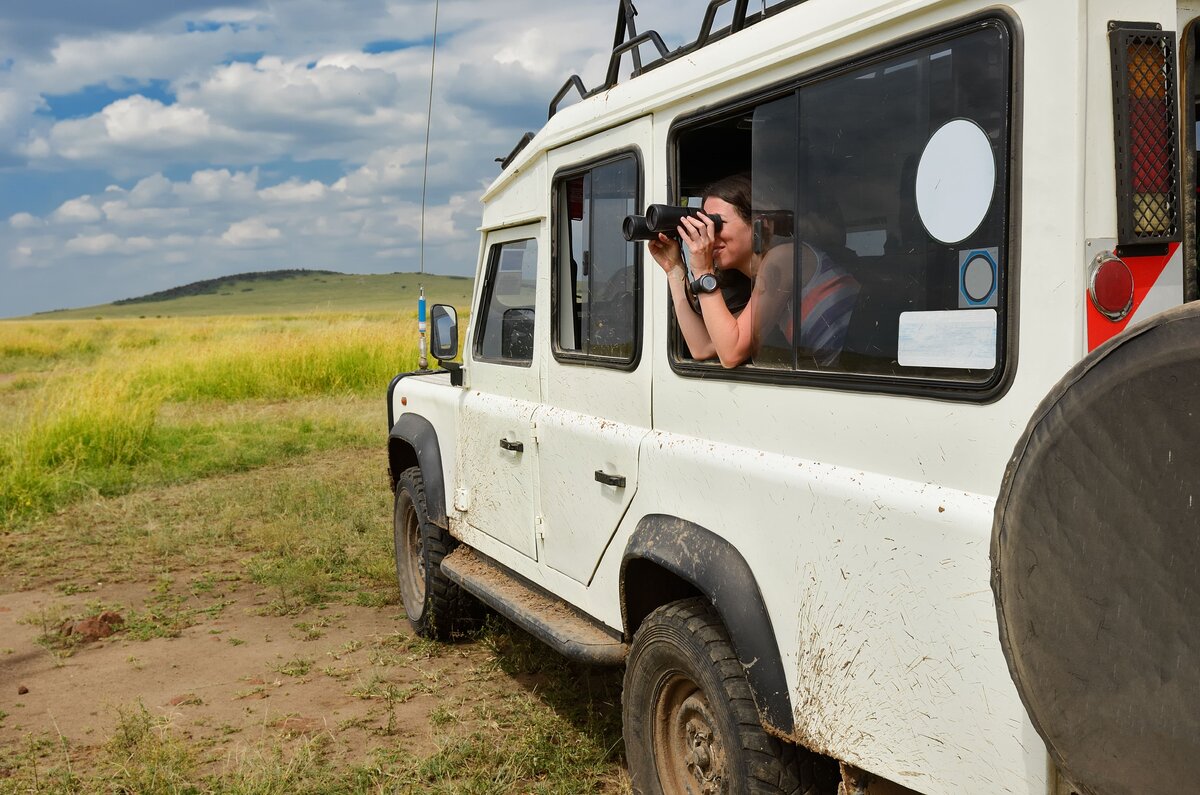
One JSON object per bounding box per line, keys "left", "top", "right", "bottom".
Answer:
{"left": 622, "top": 214, "right": 654, "bottom": 241}
{"left": 621, "top": 204, "right": 724, "bottom": 241}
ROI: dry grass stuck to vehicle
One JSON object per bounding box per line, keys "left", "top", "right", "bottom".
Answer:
{"left": 0, "top": 315, "right": 627, "bottom": 794}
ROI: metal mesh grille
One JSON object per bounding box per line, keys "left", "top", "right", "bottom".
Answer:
{"left": 1111, "top": 28, "right": 1180, "bottom": 245}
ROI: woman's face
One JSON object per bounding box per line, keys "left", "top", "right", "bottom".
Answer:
{"left": 703, "top": 197, "right": 752, "bottom": 273}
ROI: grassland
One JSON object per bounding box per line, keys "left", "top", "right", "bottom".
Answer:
{"left": 30, "top": 272, "right": 474, "bottom": 320}
{"left": 0, "top": 276, "right": 629, "bottom": 793}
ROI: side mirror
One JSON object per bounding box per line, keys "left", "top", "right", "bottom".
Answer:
{"left": 429, "top": 304, "right": 459, "bottom": 362}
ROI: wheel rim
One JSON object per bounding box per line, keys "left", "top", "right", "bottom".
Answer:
{"left": 396, "top": 497, "right": 425, "bottom": 611}
{"left": 651, "top": 671, "right": 728, "bottom": 795}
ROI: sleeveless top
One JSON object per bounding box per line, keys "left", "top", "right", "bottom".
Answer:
{"left": 784, "top": 243, "right": 860, "bottom": 366}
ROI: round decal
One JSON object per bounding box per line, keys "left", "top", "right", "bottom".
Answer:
{"left": 962, "top": 251, "right": 997, "bottom": 304}
{"left": 915, "top": 119, "right": 996, "bottom": 244}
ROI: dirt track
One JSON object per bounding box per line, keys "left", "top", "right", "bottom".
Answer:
{"left": 0, "top": 449, "right": 627, "bottom": 790}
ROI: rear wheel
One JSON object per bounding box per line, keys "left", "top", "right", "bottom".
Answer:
{"left": 623, "top": 597, "right": 826, "bottom": 795}
{"left": 393, "top": 466, "right": 468, "bottom": 640}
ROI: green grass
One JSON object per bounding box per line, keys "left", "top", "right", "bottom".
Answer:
{"left": 0, "top": 440, "right": 395, "bottom": 595}
{"left": 24, "top": 272, "right": 474, "bottom": 320}
{"left": 0, "top": 396, "right": 379, "bottom": 527}
{"left": 0, "top": 312, "right": 420, "bottom": 525}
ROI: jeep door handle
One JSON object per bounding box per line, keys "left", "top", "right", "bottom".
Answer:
{"left": 499, "top": 438, "right": 524, "bottom": 452}
{"left": 594, "top": 470, "right": 626, "bottom": 488}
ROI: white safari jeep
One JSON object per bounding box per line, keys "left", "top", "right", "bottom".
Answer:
{"left": 388, "top": 2, "right": 1200, "bottom": 793}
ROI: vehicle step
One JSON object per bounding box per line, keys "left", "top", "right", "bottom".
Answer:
{"left": 441, "top": 546, "right": 628, "bottom": 666}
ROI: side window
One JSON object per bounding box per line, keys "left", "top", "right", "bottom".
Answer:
{"left": 473, "top": 238, "right": 538, "bottom": 365}
{"left": 554, "top": 154, "right": 641, "bottom": 366}
{"left": 672, "top": 21, "right": 1012, "bottom": 392}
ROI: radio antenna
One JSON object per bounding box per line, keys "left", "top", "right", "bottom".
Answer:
{"left": 418, "top": 0, "right": 441, "bottom": 277}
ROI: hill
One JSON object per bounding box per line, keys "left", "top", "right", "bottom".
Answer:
{"left": 29, "top": 271, "right": 474, "bottom": 319}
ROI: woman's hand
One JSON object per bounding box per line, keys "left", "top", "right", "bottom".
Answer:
{"left": 647, "top": 232, "right": 684, "bottom": 276}
{"left": 678, "top": 212, "right": 717, "bottom": 275}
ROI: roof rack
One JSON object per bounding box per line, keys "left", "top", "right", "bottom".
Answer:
{"left": 546, "top": 0, "right": 807, "bottom": 119}
{"left": 496, "top": 131, "right": 535, "bottom": 170}
{"left": 499, "top": 0, "right": 808, "bottom": 169}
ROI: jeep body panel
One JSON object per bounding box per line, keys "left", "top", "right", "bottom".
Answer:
{"left": 388, "top": 0, "right": 1198, "bottom": 793}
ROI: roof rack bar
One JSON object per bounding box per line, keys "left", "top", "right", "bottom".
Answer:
{"left": 697, "top": 0, "right": 737, "bottom": 46}
{"left": 731, "top": 0, "right": 751, "bottom": 33}
{"left": 548, "top": 75, "right": 589, "bottom": 119}
{"left": 603, "top": 31, "right": 672, "bottom": 90}
{"left": 540, "top": 0, "right": 814, "bottom": 127}
{"left": 496, "top": 131, "right": 535, "bottom": 169}
{"left": 613, "top": 0, "right": 643, "bottom": 76}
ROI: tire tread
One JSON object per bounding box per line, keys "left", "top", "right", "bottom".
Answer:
{"left": 394, "top": 466, "right": 473, "bottom": 640}
{"left": 623, "top": 597, "right": 832, "bottom": 795}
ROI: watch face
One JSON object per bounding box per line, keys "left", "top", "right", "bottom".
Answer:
{"left": 695, "top": 273, "right": 719, "bottom": 294}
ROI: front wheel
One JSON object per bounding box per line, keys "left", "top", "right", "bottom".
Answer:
{"left": 393, "top": 466, "right": 469, "bottom": 640}
{"left": 623, "top": 598, "right": 827, "bottom": 795}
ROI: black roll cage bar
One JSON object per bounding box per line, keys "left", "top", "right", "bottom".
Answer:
{"left": 495, "top": 0, "right": 807, "bottom": 170}
{"left": 546, "top": 0, "right": 807, "bottom": 120}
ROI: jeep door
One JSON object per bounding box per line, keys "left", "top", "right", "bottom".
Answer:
{"left": 456, "top": 226, "right": 542, "bottom": 560}
{"left": 535, "top": 121, "right": 653, "bottom": 584}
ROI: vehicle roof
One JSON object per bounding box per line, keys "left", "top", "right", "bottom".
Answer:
{"left": 481, "top": 0, "right": 956, "bottom": 205}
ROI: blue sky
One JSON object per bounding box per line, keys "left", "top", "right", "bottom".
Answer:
{"left": 0, "top": 1, "right": 697, "bottom": 316}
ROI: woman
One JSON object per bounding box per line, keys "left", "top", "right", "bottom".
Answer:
{"left": 649, "top": 174, "right": 859, "bottom": 368}
{"left": 648, "top": 174, "right": 758, "bottom": 368}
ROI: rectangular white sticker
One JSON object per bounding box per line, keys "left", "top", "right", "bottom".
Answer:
{"left": 897, "top": 309, "right": 997, "bottom": 370}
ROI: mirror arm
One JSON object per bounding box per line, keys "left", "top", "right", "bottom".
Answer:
{"left": 440, "top": 361, "right": 464, "bottom": 387}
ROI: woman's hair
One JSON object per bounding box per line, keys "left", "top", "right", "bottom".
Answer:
{"left": 701, "top": 173, "right": 752, "bottom": 223}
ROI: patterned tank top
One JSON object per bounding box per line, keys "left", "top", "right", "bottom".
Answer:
{"left": 784, "top": 243, "right": 860, "bottom": 366}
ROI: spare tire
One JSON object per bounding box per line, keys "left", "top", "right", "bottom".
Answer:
{"left": 992, "top": 302, "right": 1200, "bottom": 795}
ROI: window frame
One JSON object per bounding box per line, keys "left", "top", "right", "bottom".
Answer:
{"left": 472, "top": 235, "right": 540, "bottom": 368}
{"left": 665, "top": 13, "right": 1023, "bottom": 403}
{"left": 550, "top": 148, "right": 646, "bottom": 372}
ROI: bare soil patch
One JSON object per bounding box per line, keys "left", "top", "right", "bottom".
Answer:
{"left": 0, "top": 448, "right": 627, "bottom": 791}
{"left": 0, "top": 586, "right": 469, "bottom": 765}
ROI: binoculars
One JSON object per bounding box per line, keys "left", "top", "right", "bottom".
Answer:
{"left": 622, "top": 205, "right": 724, "bottom": 241}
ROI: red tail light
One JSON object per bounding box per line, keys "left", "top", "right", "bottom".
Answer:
{"left": 1109, "top": 24, "right": 1180, "bottom": 245}
{"left": 1127, "top": 41, "right": 1171, "bottom": 195}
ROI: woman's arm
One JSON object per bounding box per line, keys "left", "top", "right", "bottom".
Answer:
{"left": 648, "top": 233, "right": 719, "bottom": 360}
{"left": 677, "top": 215, "right": 755, "bottom": 368}
{"left": 695, "top": 291, "right": 755, "bottom": 367}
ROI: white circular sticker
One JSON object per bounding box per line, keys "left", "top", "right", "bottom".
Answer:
{"left": 915, "top": 119, "right": 996, "bottom": 244}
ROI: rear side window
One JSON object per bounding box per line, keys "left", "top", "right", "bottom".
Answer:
{"left": 672, "top": 21, "right": 1013, "bottom": 393}
{"left": 474, "top": 238, "right": 538, "bottom": 365}
{"left": 554, "top": 154, "right": 641, "bottom": 367}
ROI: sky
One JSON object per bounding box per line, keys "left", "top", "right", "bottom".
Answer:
{"left": 0, "top": 1, "right": 703, "bottom": 317}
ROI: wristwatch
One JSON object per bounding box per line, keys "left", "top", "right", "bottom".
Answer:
{"left": 690, "top": 272, "right": 719, "bottom": 295}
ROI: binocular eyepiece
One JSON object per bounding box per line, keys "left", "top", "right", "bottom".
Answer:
{"left": 622, "top": 205, "right": 724, "bottom": 242}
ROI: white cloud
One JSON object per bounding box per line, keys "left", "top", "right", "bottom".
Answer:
{"left": 128, "top": 172, "right": 173, "bottom": 205}
{"left": 27, "top": 95, "right": 258, "bottom": 164}
{"left": 332, "top": 145, "right": 424, "bottom": 196}
{"left": 258, "top": 178, "right": 326, "bottom": 203}
{"left": 221, "top": 218, "right": 281, "bottom": 246}
{"left": 100, "top": 200, "right": 190, "bottom": 226}
{"left": 175, "top": 168, "right": 259, "bottom": 203}
{"left": 25, "top": 27, "right": 265, "bottom": 96}
{"left": 53, "top": 197, "right": 103, "bottom": 223}
{"left": 9, "top": 212, "right": 42, "bottom": 229}
{"left": 65, "top": 232, "right": 122, "bottom": 254}
{"left": 0, "top": 0, "right": 721, "bottom": 315}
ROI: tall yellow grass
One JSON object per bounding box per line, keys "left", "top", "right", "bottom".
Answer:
{"left": 0, "top": 314, "right": 427, "bottom": 522}
{"left": 134, "top": 316, "right": 418, "bottom": 400}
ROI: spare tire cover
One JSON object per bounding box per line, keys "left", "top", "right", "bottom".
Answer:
{"left": 992, "top": 302, "right": 1200, "bottom": 795}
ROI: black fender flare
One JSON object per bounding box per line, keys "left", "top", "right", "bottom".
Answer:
{"left": 388, "top": 413, "right": 447, "bottom": 528}
{"left": 621, "top": 514, "right": 793, "bottom": 734}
